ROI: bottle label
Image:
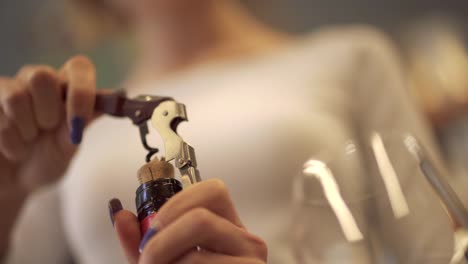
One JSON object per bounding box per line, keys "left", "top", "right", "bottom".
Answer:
{"left": 140, "top": 213, "right": 157, "bottom": 235}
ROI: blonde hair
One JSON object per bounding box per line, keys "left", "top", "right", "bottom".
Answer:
{"left": 66, "top": 0, "right": 128, "bottom": 48}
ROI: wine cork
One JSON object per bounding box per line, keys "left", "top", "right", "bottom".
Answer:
{"left": 137, "top": 157, "right": 175, "bottom": 184}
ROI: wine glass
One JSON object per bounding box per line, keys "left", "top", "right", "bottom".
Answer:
{"left": 291, "top": 132, "right": 458, "bottom": 263}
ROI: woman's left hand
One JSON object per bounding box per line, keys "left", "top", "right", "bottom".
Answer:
{"left": 109, "top": 179, "right": 268, "bottom": 264}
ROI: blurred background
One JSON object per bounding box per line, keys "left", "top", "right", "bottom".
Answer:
{"left": 2, "top": 0, "right": 468, "bottom": 159}
{"left": 1, "top": 0, "right": 468, "bottom": 87}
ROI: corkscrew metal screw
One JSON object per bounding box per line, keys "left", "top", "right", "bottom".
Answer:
{"left": 138, "top": 122, "right": 159, "bottom": 162}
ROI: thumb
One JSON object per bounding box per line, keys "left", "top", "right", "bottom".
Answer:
{"left": 109, "top": 198, "right": 141, "bottom": 264}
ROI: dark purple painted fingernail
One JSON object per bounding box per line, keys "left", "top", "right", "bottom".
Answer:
{"left": 139, "top": 227, "right": 159, "bottom": 253}
{"left": 70, "top": 116, "right": 84, "bottom": 144}
{"left": 108, "top": 198, "right": 123, "bottom": 226}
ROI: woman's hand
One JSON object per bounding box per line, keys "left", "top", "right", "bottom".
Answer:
{"left": 0, "top": 55, "right": 97, "bottom": 194}
{"left": 110, "top": 179, "right": 268, "bottom": 264}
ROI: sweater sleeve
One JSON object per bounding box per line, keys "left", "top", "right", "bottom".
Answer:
{"left": 4, "top": 184, "right": 73, "bottom": 264}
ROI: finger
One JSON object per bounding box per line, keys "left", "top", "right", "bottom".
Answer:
{"left": 54, "top": 121, "right": 79, "bottom": 158}
{"left": 0, "top": 78, "right": 38, "bottom": 141}
{"left": 50, "top": 111, "right": 102, "bottom": 161}
{"left": 176, "top": 251, "right": 265, "bottom": 264}
{"left": 157, "top": 179, "right": 243, "bottom": 228}
{"left": 0, "top": 154, "right": 16, "bottom": 187}
{"left": 16, "top": 65, "right": 62, "bottom": 131}
{"left": 109, "top": 199, "right": 141, "bottom": 264}
{"left": 60, "top": 55, "right": 96, "bottom": 144}
{"left": 140, "top": 208, "right": 267, "bottom": 264}
{"left": 0, "top": 115, "right": 28, "bottom": 162}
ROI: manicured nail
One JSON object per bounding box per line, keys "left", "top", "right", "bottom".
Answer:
{"left": 70, "top": 116, "right": 84, "bottom": 144}
{"left": 108, "top": 198, "right": 123, "bottom": 226}
{"left": 139, "top": 221, "right": 161, "bottom": 253}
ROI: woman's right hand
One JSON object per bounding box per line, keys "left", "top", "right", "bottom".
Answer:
{"left": 0, "top": 55, "right": 97, "bottom": 194}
